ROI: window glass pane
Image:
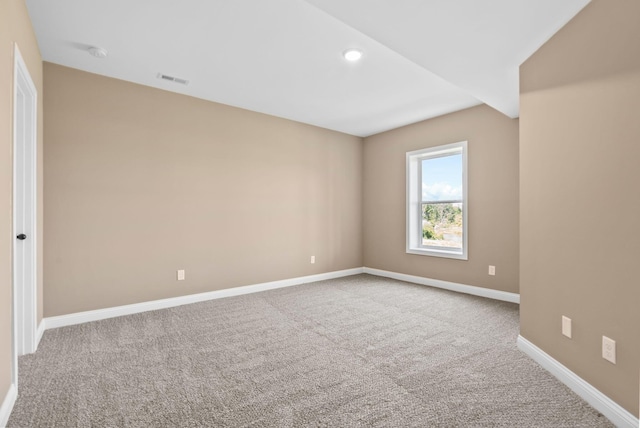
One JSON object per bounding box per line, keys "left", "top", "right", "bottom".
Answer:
{"left": 422, "top": 202, "right": 463, "bottom": 249}
{"left": 421, "top": 153, "right": 462, "bottom": 202}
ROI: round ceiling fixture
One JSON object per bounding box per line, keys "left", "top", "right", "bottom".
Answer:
{"left": 88, "top": 46, "right": 108, "bottom": 59}
{"left": 343, "top": 48, "right": 363, "bottom": 62}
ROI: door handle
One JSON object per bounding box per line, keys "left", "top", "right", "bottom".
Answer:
{"left": 17, "top": 234, "right": 27, "bottom": 240}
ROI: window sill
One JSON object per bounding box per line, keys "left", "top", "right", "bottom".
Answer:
{"left": 406, "top": 247, "right": 468, "bottom": 260}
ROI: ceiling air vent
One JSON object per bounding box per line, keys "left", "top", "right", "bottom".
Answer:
{"left": 157, "top": 73, "right": 189, "bottom": 86}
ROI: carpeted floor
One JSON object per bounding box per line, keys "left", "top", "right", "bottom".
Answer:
{"left": 8, "top": 274, "right": 613, "bottom": 427}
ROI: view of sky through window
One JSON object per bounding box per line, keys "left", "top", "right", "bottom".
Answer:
{"left": 421, "top": 154, "right": 463, "bottom": 202}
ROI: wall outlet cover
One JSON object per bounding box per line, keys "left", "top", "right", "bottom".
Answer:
{"left": 602, "top": 336, "right": 616, "bottom": 364}
{"left": 562, "top": 316, "right": 572, "bottom": 338}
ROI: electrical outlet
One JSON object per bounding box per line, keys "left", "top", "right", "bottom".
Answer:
{"left": 562, "top": 316, "right": 572, "bottom": 338}
{"left": 177, "top": 269, "right": 185, "bottom": 281}
{"left": 488, "top": 265, "right": 496, "bottom": 276}
{"left": 310, "top": 256, "right": 315, "bottom": 264}
{"left": 602, "top": 336, "right": 616, "bottom": 364}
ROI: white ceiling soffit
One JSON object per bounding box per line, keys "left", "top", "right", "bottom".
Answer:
{"left": 26, "top": 0, "right": 588, "bottom": 137}
{"left": 305, "top": 0, "right": 591, "bottom": 119}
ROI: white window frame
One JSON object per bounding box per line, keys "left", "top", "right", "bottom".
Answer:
{"left": 406, "top": 141, "right": 468, "bottom": 260}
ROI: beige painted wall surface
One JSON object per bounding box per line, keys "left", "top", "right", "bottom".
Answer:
{"left": 0, "top": 0, "right": 43, "bottom": 407}
{"left": 363, "top": 105, "right": 519, "bottom": 293}
{"left": 520, "top": 0, "right": 640, "bottom": 417}
{"left": 44, "top": 63, "right": 362, "bottom": 317}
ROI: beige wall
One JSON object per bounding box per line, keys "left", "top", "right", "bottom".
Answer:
{"left": 0, "top": 0, "right": 43, "bottom": 408}
{"left": 362, "top": 105, "right": 519, "bottom": 293}
{"left": 520, "top": 0, "right": 640, "bottom": 417}
{"left": 44, "top": 63, "right": 362, "bottom": 317}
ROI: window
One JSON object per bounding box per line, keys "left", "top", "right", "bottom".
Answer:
{"left": 406, "top": 141, "right": 467, "bottom": 260}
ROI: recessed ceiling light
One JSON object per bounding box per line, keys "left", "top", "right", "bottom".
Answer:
{"left": 88, "top": 46, "right": 108, "bottom": 59}
{"left": 343, "top": 48, "right": 363, "bottom": 62}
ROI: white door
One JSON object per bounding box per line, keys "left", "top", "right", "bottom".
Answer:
{"left": 12, "top": 44, "right": 37, "bottom": 385}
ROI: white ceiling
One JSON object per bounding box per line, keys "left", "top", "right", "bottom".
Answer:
{"left": 25, "top": 0, "right": 590, "bottom": 137}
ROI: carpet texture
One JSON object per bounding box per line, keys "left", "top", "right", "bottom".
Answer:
{"left": 8, "top": 274, "right": 612, "bottom": 427}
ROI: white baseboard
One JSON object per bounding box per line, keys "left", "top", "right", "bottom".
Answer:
{"left": 517, "top": 335, "right": 638, "bottom": 428}
{"left": 44, "top": 267, "right": 518, "bottom": 329}
{"left": 0, "top": 383, "right": 17, "bottom": 428}
{"left": 35, "top": 320, "right": 45, "bottom": 351}
{"left": 44, "top": 268, "right": 364, "bottom": 330}
{"left": 363, "top": 267, "right": 520, "bottom": 304}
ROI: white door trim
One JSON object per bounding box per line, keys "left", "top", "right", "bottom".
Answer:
{"left": 12, "top": 43, "right": 38, "bottom": 390}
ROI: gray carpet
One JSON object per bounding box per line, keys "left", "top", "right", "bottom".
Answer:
{"left": 8, "top": 274, "right": 612, "bottom": 427}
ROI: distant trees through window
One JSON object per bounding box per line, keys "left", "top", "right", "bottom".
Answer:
{"left": 422, "top": 202, "right": 463, "bottom": 247}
